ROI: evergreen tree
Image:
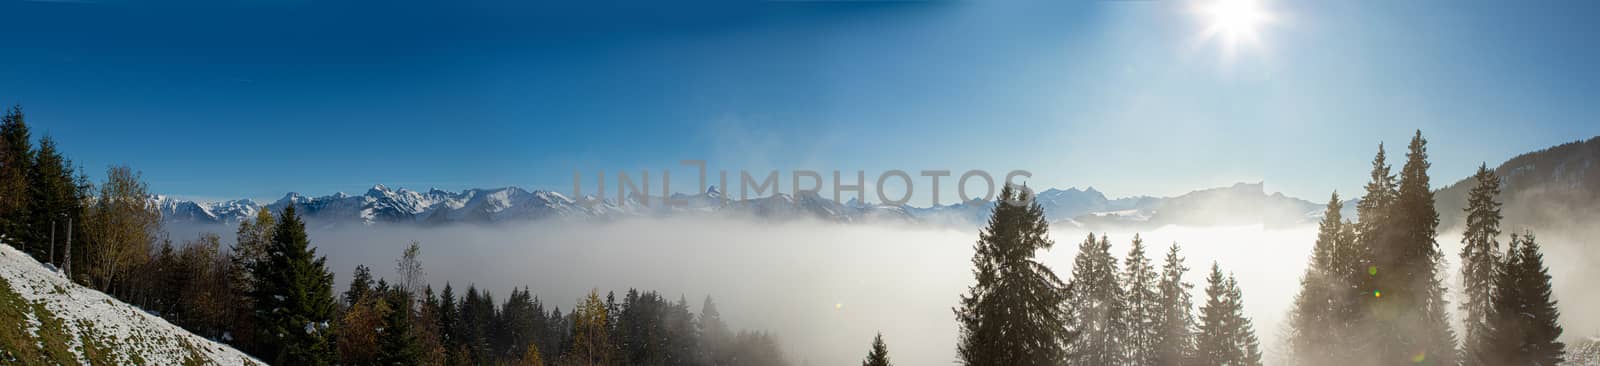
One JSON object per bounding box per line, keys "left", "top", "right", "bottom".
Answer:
{"left": 0, "top": 105, "right": 34, "bottom": 243}
{"left": 1067, "top": 233, "right": 1125, "bottom": 365}
{"left": 26, "top": 136, "right": 84, "bottom": 262}
{"left": 347, "top": 264, "right": 375, "bottom": 307}
{"left": 1458, "top": 164, "right": 1502, "bottom": 366}
{"left": 378, "top": 289, "right": 422, "bottom": 365}
{"left": 701, "top": 296, "right": 733, "bottom": 365}
{"left": 415, "top": 285, "right": 449, "bottom": 365}
{"left": 249, "top": 205, "right": 338, "bottom": 364}
{"left": 1154, "top": 242, "right": 1197, "bottom": 366}
{"left": 1123, "top": 234, "right": 1162, "bottom": 365}
{"left": 1287, "top": 193, "right": 1357, "bottom": 365}
{"left": 227, "top": 209, "right": 275, "bottom": 354}
{"left": 1487, "top": 233, "right": 1565, "bottom": 365}
{"left": 727, "top": 330, "right": 788, "bottom": 366}
{"left": 954, "top": 185, "right": 1072, "bottom": 366}
{"left": 1333, "top": 143, "right": 1397, "bottom": 360}
{"left": 662, "top": 295, "right": 699, "bottom": 366}
{"left": 862, "top": 332, "right": 891, "bottom": 366}
{"left": 1371, "top": 131, "right": 1457, "bottom": 365}
{"left": 1196, "top": 263, "right": 1262, "bottom": 366}
{"left": 864, "top": 332, "right": 902, "bottom": 366}
{"left": 439, "top": 283, "right": 458, "bottom": 359}
{"left": 455, "top": 285, "right": 495, "bottom": 365}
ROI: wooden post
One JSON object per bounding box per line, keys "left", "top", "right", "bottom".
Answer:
{"left": 64, "top": 218, "right": 72, "bottom": 282}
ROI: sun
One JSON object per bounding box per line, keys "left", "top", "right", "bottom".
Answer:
{"left": 1195, "top": 0, "right": 1274, "bottom": 57}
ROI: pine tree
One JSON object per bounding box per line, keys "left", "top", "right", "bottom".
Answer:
{"left": 26, "top": 136, "right": 84, "bottom": 262}
{"left": 663, "top": 295, "right": 699, "bottom": 366}
{"left": 701, "top": 295, "right": 733, "bottom": 365}
{"left": 1123, "top": 234, "right": 1162, "bottom": 365}
{"left": 455, "top": 285, "right": 495, "bottom": 365}
{"left": 1226, "top": 276, "right": 1263, "bottom": 366}
{"left": 1287, "top": 193, "right": 1355, "bottom": 365}
{"left": 439, "top": 283, "right": 458, "bottom": 360}
{"left": 249, "top": 205, "right": 338, "bottom": 364}
{"left": 347, "top": 264, "right": 375, "bottom": 307}
{"left": 954, "top": 185, "right": 1072, "bottom": 366}
{"left": 1487, "top": 233, "right": 1565, "bottom": 365}
{"left": 1196, "top": 263, "right": 1262, "bottom": 366}
{"left": 1154, "top": 243, "right": 1197, "bottom": 366}
{"left": 227, "top": 209, "right": 275, "bottom": 355}
{"left": 1458, "top": 164, "right": 1502, "bottom": 366}
{"left": 378, "top": 289, "right": 422, "bottom": 365}
{"left": 0, "top": 105, "right": 34, "bottom": 243}
{"left": 1370, "top": 131, "right": 1457, "bottom": 365}
{"left": 862, "top": 332, "right": 891, "bottom": 366}
{"left": 1067, "top": 233, "right": 1125, "bottom": 365}
{"left": 1331, "top": 143, "right": 1396, "bottom": 361}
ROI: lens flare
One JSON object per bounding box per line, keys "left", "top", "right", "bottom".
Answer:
{"left": 1374, "top": 290, "right": 1382, "bottom": 298}
{"left": 1368, "top": 265, "right": 1378, "bottom": 276}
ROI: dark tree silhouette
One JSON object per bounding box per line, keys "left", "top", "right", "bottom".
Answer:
{"left": 862, "top": 332, "right": 891, "bottom": 366}
{"left": 1458, "top": 164, "right": 1502, "bottom": 366}
{"left": 249, "top": 205, "right": 338, "bottom": 364}
{"left": 954, "top": 185, "right": 1072, "bottom": 365}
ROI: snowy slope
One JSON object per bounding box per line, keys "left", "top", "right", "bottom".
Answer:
{"left": 1568, "top": 336, "right": 1600, "bottom": 366}
{"left": 0, "top": 243, "right": 259, "bottom": 365}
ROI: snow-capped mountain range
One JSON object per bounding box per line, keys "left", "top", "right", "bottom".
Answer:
{"left": 153, "top": 182, "right": 1329, "bottom": 229}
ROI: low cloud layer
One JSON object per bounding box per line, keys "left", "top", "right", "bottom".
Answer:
{"left": 167, "top": 218, "right": 1597, "bottom": 365}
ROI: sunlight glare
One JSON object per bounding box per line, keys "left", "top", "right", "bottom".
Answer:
{"left": 1196, "top": 0, "right": 1274, "bottom": 59}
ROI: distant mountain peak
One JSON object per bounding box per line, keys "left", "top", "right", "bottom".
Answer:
{"left": 158, "top": 181, "right": 1333, "bottom": 229}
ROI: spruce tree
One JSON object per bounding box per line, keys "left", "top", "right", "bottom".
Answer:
{"left": 1288, "top": 193, "right": 1353, "bottom": 365}
{"left": 862, "top": 332, "right": 891, "bottom": 366}
{"left": 0, "top": 106, "right": 34, "bottom": 242}
{"left": 1123, "top": 234, "right": 1162, "bottom": 365}
{"left": 378, "top": 289, "right": 422, "bottom": 365}
{"left": 953, "top": 185, "right": 1071, "bottom": 366}
{"left": 249, "top": 205, "right": 338, "bottom": 364}
{"left": 439, "top": 283, "right": 458, "bottom": 360}
{"left": 1458, "top": 164, "right": 1502, "bottom": 366}
{"left": 1226, "top": 276, "right": 1263, "bottom": 366}
{"left": 347, "top": 264, "right": 375, "bottom": 307}
{"left": 1488, "top": 233, "right": 1565, "bottom": 365}
{"left": 701, "top": 295, "right": 733, "bottom": 364}
{"left": 1154, "top": 242, "right": 1196, "bottom": 366}
{"left": 26, "top": 136, "right": 84, "bottom": 262}
{"left": 1066, "top": 233, "right": 1125, "bottom": 365}
{"left": 228, "top": 209, "right": 275, "bottom": 355}
{"left": 1196, "top": 263, "right": 1262, "bottom": 366}
{"left": 1372, "top": 131, "right": 1457, "bottom": 365}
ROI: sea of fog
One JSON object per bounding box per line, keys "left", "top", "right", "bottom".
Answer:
{"left": 167, "top": 218, "right": 1598, "bottom": 366}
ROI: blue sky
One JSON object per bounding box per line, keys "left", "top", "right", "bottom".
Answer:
{"left": 1, "top": 0, "right": 1597, "bottom": 203}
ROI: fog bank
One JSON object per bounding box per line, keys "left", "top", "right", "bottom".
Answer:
{"left": 166, "top": 218, "right": 1597, "bottom": 365}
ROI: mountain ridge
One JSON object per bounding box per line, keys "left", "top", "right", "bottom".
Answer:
{"left": 154, "top": 181, "right": 1328, "bottom": 230}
